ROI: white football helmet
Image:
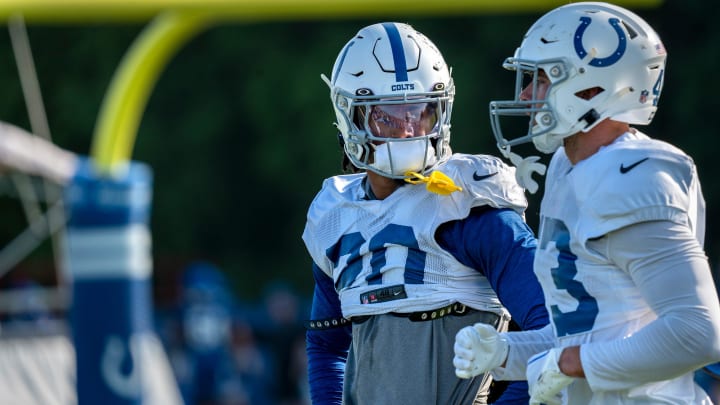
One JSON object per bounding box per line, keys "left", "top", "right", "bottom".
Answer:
{"left": 490, "top": 2, "right": 667, "bottom": 154}
{"left": 324, "top": 22, "right": 454, "bottom": 178}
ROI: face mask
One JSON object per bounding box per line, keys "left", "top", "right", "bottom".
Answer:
{"left": 373, "top": 139, "right": 436, "bottom": 176}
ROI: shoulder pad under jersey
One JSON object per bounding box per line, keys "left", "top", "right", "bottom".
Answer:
{"left": 440, "top": 153, "right": 527, "bottom": 215}
{"left": 572, "top": 138, "right": 700, "bottom": 242}
{"left": 302, "top": 173, "right": 364, "bottom": 275}
{"left": 306, "top": 173, "right": 364, "bottom": 221}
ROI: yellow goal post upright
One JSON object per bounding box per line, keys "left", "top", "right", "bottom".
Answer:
{"left": 0, "top": 1, "right": 663, "bottom": 404}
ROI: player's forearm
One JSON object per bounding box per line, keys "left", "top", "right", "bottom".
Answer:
{"left": 581, "top": 221, "right": 720, "bottom": 390}
{"left": 307, "top": 264, "right": 351, "bottom": 403}
{"left": 492, "top": 324, "right": 555, "bottom": 381}
{"left": 306, "top": 325, "right": 350, "bottom": 405}
{"left": 579, "top": 307, "right": 720, "bottom": 391}
{"left": 307, "top": 343, "right": 346, "bottom": 405}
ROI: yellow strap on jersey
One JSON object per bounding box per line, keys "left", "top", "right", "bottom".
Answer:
{"left": 405, "top": 170, "right": 463, "bottom": 195}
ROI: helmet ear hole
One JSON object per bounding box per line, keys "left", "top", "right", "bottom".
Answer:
{"left": 574, "top": 87, "right": 604, "bottom": 101}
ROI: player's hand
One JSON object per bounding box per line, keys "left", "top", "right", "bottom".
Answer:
{"left": 527, "top": 348, "right": 573, "bottom": 405}
{"left": 453, "top": 323, "right": 508, "bottom": 379}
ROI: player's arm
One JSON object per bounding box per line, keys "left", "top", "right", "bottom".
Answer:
{"left": 468, "top": 208, "right": 554, "bottom": 386}
{"left": 466, "top": 208, "right": 548, "bottom": 332}
{"left": 439, "top": 207, "right": 548, "bottom": 331}
{"left": 306, "top": 262, "right": 351, "bottom": 405}
{"left": 439, "top": 207, "right": 550, "bottom": 402}
{"left": 576, "top": 220, "right": 720, "bottom": 391}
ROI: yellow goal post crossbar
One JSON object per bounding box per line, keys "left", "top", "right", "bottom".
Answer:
{"left": 0, "top": 0, "right": 664, "bottom": 176}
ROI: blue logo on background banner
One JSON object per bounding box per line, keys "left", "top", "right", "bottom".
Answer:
{"left": 67, "top": 159, "right": 158, "bottom": 405}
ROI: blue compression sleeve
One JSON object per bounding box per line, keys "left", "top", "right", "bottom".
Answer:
{"left": 437, "top": 207, "right": 549, "bottom": 404}
{"left": 306, "top": 263, "right": 351, "bottom": 405}
{"left": 436, "top": 207, "right": 547, "bottom": 330}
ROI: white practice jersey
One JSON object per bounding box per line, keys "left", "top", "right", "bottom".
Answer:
{"left": 302, "top": 153, "right": 527, "bottom": 318}
{"left": 535, "top": 131, "right": 711, "bottom": 404}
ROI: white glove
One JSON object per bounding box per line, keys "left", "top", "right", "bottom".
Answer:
{"left": 453, "top": 323, "right": 508, "bottom": 379}
{"left": 505, "top": 150, "right": 546, "bottom": 194}
{"left": 526, "top": 348, "right": 574, "bottom": 405}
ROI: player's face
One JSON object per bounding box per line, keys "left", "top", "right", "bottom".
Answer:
{"left": 518, "top": 69, "right": 551, "bottom": 129}
{"left": 365, "top": 103, "right": 438, "bottom": 139}
{"left": 519, "top": 69, "right": 550, "bottom": 105}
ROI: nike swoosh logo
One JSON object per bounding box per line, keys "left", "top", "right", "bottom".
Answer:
{"left": 619, "top": 157, "right": 649, "bottom": 174}
{"left": 473, "top": 171, "right": 498, "bottom": 181}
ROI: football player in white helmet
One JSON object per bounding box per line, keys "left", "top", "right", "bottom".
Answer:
{"left": 302, "top": 22, "right": 549, "bottom": 404}
{"left": 453, "top": 2, "right": 720, "bottom": 404}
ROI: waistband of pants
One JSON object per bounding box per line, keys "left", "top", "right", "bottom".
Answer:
{"left": 305, "top": 303, "right": 499, "bottom": 331}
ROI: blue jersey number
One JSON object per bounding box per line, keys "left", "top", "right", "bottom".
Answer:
{"left": 543, "top": 219, "right": 599, "bottom": 336}
{"left": 326, "top": 224, "right": 427, "bottom": 290}
{"left": 652, "top": 69, "right": 665, "bottom": 106}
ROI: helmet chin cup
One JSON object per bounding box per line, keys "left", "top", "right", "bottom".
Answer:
{"left": 532, "top": 133, "right": 563, "bottom": 154}
{"left": 372, "top": 139, "right": 437, "bottom": 177}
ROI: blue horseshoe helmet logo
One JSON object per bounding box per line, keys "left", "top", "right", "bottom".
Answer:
{"left": 574, "top": 16, "right": 626, "bottom": 67}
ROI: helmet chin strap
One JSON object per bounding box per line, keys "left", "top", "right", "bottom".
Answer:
{"left": 499, "top": 145, "right": 547, "bottom": 194}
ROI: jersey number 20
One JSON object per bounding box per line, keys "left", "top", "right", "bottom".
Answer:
{"left": 326, "top": 224, "right": 426, "bottom": 290}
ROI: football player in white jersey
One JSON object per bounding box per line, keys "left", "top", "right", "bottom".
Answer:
{"left": 452, "top": 2, "right": 720, "bottom": 404}
{"left": 302, "top": 22, "right": 549, "bottom": 404}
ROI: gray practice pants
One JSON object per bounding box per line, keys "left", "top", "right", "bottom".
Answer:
{"left": 343, "top": 309, "right": 508, "bottom": 405}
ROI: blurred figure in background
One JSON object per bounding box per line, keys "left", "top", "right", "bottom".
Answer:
{"left": 252, "top": 282, "right": 308, "bottom": 405}
{"left": 160, "top": 261, "right": 237, "bottom": 405}
{"left": 158, "top": 263, "right": 308, "bottom": 405}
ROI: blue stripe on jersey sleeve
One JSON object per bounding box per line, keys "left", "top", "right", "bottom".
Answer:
{"left": 436, "top": 207, "right": 548, "bottom": 331}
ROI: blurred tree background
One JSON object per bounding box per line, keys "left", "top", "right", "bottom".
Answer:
{"left": 0, "top": 0, "right": 718, "bottom": 305}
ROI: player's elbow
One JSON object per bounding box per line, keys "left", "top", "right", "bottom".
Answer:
{"left": 705, "top": 317, "right": 720, "bottom": 364}
{"left": 671, "top": 307, "right": 720, "bottom": 365}
{"left": 701, "top": 330, "right": 720, "bottom": 366}
{"left": 697, "top": 302, "right": 720, "bottom": 363}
